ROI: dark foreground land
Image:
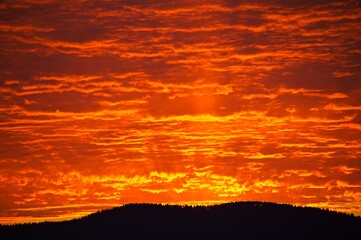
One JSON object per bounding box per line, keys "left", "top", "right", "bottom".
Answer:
{"left": 1, "top": 202, "right": 360, "bottom": 240}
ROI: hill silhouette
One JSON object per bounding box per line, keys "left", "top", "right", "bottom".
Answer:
{"left": 1, "top": 202, "right": 360, "bottom": 240}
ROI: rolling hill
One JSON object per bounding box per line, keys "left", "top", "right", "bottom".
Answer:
{"left": 1, "top": 202, "right": 360, "bottom": 240}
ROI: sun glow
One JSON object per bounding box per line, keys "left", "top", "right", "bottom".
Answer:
{"left": 0, "top": 0, "right": 360, "bottom": 224}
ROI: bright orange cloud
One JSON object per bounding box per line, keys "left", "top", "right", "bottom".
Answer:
{"left": 0, "top": 0, "right": 360, "bottom": 224}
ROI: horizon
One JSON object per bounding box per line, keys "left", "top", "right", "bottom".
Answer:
{"left": 2, "top": 201, "right": 360, "bottom": 225}
{"left": 1, "top": 0, "right": 360, "bottom": 224}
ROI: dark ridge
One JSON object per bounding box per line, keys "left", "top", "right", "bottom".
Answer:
{"left": 1, "top": 201, "right": 360, "bottom": 240}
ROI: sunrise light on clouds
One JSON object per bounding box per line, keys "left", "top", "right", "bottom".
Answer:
{"left": 0, "top": 0, "right": 360, "bottom": 224}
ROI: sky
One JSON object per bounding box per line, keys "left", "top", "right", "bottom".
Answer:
{"left": 0, "top": 0, "right": 360, "bottom": 224}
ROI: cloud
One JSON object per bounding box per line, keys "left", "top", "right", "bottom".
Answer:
{"left": 0, "top": 0, "right": 360, "bottom": 223}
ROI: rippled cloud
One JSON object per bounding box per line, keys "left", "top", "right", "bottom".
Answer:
{"left": 0, "top": 0, "right": 360, "bottom": 224}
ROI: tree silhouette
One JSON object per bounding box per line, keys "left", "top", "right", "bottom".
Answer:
{"left": 1, "top": 202, "right": 360, "bottom": 240}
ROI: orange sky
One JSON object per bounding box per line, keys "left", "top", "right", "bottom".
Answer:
{"left": 0, "top": 0, "right": 360, "bottom": 224}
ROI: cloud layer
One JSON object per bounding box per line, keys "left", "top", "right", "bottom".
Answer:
{"left": 0, "top": 0, "right": 360, "bottom": 223}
